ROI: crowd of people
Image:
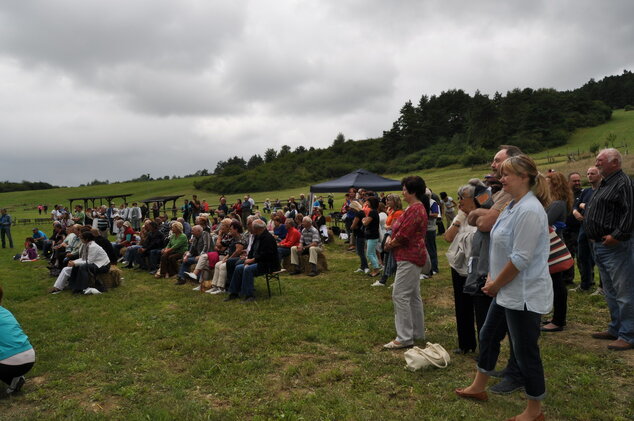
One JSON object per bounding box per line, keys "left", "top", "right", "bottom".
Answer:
{"left": 2, "top": 146, "right": 632, "bottom": 418}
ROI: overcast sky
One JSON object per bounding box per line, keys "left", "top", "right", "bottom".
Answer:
{"left": 1, "top": 1, "right": 632, "bottom": 186}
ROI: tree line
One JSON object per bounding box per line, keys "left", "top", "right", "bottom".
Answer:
{"left": 196, "top": 71, "right": 634, "bottom": 194}
{"left": 0, "top": 180, "right": 58, "bottom": 193}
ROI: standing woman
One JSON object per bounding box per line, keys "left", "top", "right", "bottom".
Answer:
{"left": 362, "top": 196, "right": 382, "bottom": 277}
{"left": 349, "top": 201, "right": 368, "bottom": 274}
{"left": 382, "top": 176, "right": 429, "bottom": 349}
{"left": 372, "top": 194, "right": 404, "bottom": 287}
{"left": 455, "top": 155, "right": 552, "bottom": 421}
{"left": 542, "top": 171, "right": 574, "bottom": 332}
{"left": 0, "top": 286, "right": 35, "bottom": 395}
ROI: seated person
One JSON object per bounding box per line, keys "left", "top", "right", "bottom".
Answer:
{"left": 0, "top": 286, "right": 36, "bottom": 396}
{"left": 15, "top": 238, "right": 38, "bottom": 262}
{"left": 131, "top": 221, "right": 165, "bottom": 270}
{"left": 201, "top": 219, "right": 246, "bottom": 294}
{"left": 41, "top": 223, "right": 65, "bottom": 259}
{"left": 112, "top": 221, "right": 135, "bottom": 259}
{"left": 91, "top": 228, "right": 117, "bottom": 265}
{"left": 176, "top": 225, "right": 211, "bottom": 284}
{"left": 31, "top": 228, "right": 47, "bottom": 251}
{"left": 290, "top": 216, "right": 323, "bottom": 277}
{"left": 311, "top": 208, "right": 329, "bottom": 243}
{"left": 277, "top": 218, "right": 301, "bottom": 263}
{"left": 272, "top": 216, "right": 287, "bottom": 242}
{"left": 224, "top": 219, "right": 281, "bottom": 302}
{"left": 156, "top": 222, "right": 188, "bottom": 279}
{"left": 49, "top": 231, "right": 111, "bottom": 294}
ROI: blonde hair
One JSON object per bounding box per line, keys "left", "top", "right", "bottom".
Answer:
{"left": 500, "top": 155, "right": 551, "bottom": 207}
{"left": 171, "top": 221, "right": 183, "bottom": 233}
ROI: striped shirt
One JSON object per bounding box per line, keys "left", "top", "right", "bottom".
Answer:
{"left": 584, "top": 169, "right": 633, "bottom": 242}
{"left": 300, "top": 226, "right": 321, "bottom": 247}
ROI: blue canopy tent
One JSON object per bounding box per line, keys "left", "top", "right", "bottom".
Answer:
{"left": 309, "top": 169, "right": 401, "bottom": 193}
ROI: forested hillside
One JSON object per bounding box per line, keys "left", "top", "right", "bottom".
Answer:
{"left": 196, "top": 71, "right": 634, "bottom": 194}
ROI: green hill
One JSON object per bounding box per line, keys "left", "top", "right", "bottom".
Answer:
{"left": 1, "top": 110, "right": 632, "bottom": 221}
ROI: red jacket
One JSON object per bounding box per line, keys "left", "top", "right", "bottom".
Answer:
{"left": 279, "top": 227, "right": 301, "bottom": 248}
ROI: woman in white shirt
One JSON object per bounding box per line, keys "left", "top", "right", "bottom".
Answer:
{"left": 455, "top": 155, "right": 552, "bottom": 421}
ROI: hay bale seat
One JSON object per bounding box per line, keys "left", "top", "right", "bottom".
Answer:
{"left": 97, "top": 266, "right": 123, "bottom": 289}
{"left": 281, "top": 252, "right": 328, "bottom": 274}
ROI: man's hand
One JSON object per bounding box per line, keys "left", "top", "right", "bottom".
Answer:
{"left": 572, "top": 209, "right": 584, "bottom": 221}
{"left": 601, "top": 235, "right": 620, "bottom": 247}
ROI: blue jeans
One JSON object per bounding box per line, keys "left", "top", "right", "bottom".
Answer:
{"left": 178, "top": 256, "right": 198, "bottom": 279}
{"left": 366, "top": 238, "right": 380, "bottom": 270}
{"left": 425, "top": 230, "right": 438, "bottom": 273}
{"left": 0, "top": 226, "right": 13, "bottom": 248}
{"left": 577, "top": 227, "right": 596, "bottom": 290}
{"left": 593, "top": 239, "right": 634, "bottom": 344}
{"left": 278, "top": 247, "right": 291, "bottom": 262}
{"left": 124, "top": 245, "right": 142, "bottom": 263}
{"left": 228, "top": 263, "right": 259, "bottom": 297}
{"left": 478, "top": 299, "right": 546, "bottom": 400}
{"left": 356, "top": 235, "right": 367, "bottom": 270}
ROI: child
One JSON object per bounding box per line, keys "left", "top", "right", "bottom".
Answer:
{"left": 14, "top": 238, "right": 38, "bottom": 262}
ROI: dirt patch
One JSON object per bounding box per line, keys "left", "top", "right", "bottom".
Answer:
{"left": 554, "top": 322, "right": 634, "bottom": 367}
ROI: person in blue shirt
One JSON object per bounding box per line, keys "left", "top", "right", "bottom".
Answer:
{"left": 0, "top": 285, "right": 36, "bottom": 395}
{"left": 455, "top": 155, "right": 552, "bottom": 421}
{"left": 0, "top": 209, "right": 13, "bottom": 249}
{"left": 31, "top": 228, "right": 48, "bottom": 251}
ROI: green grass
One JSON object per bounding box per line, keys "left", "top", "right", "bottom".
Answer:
{"left": 1, "top": 110, "right": 634, "bottom": 419}
{"left": 1, "top": 224, "right": 633, "bottom": 420}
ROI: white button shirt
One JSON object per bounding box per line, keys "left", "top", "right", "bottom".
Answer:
{"left": 489, "top": 191, "right": 553, "bottom": 314}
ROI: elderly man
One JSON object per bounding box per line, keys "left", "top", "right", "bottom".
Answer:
{"left": 176, "top": 225, "right": 211, "bottom": 285}
{"left": 585, "top": 148, "right": 634, "bottom": 351}
{"left": 0, "top": 208, "right": 13, "bottom": 249}
{"left": 224, "top": 219, "right": 280, "bottom": 302}
{"left": 290, "top": 216, "right": 323, "bottom": 277}
{"left": 571, "top": 167, "right": 602, "bottom": 293}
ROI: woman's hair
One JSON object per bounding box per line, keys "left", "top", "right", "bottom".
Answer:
{"left": 230, "top": 220, "right": 243, "bottom": 233}
{"left": 386, "top": 194, "right": 402, "bottom": 211}
{"left": 401, "top": 176, "right": 431, "bottom": 213}
{"left": 25, "top": 237, "right": 34, "bottom": 245}
{"left": 457, "top": 184, "right": 477, "bottom": 200}
{"left": 500, "top": 155, "right": 551, "bottom": 207}
{"left": 284, "top": 218, "right": 295, "bottom": 227}
{"left": 171, "top": 221, "right": 183, "bottom": 233}
{"left": 366, "top": 196, "right": 379, "bottom": 210}
{"left": 546, "top": 171, "right": 574, "bottom": 212}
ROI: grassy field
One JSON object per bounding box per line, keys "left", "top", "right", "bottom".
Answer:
{"left": 0, "top": 110, "right": 633, "bottom": 420}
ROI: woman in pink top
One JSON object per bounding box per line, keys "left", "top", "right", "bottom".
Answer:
{"left": 383, "top": 176, "right": 429, "bottom": 349}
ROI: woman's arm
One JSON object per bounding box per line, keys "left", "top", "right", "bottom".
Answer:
{"left": 482, "top": 262, "right": 520, "bottom": 297}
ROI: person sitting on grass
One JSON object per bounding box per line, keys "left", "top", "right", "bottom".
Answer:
{"left": 290, "top": 216, "right": 323, "bottom": 277}
{"left": 0, "top": 285, "right": 36, "bottom": 396}
{"left": 31, "top": 228, "right": 47, "bottom": 251}
{"left": 14, "top": 238, "right": 38, "bottom": 262}
{"left": 224, "top": 219, "right": 281, "bottom": 302}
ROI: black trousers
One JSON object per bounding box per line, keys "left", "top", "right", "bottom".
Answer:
{"left": 0, "top": 362, "right": 34, "bottom": 385}
{"left": 550, "top": 271, "right": 568, "bottom": 326}
{"left": 451, "top": 268, "right": 492, "bottom": 352}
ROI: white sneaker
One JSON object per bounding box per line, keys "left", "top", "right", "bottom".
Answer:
{"left": 210, "top": 288, "right": 225, "bottom": 295}
{"left": 420, "top": 274, "right": 430, "bottom": 280}
{"left": 364, "top": 268, "right": 370, "bottom": 274}
{"left": 432, "top": 271, "right": 438, "bottom": 275}
{"left": 192, "top": 285, "right": 201, "bottom": 291}
{"left": 354, "top": 268, "right": 364, "bottom": 273}
{"left": 371, "top": 280, "right": 385, "bottom": 287}
{"left": 83, "top": 288, "right": 102, "bottom": 295}
{"left": 117, "top": 257, "right": 125, "bottom": 263}
{"left": 120, "top": 261, "right": 129, "bottom": 266}
{"left": 205, "top": 287, "right": 219, "bottom": 294}
{"left": 184, "top": 272, "right": 198, "bottom": 281}
{"left": 590, "top": 288, "right": 604, "bottom": 296}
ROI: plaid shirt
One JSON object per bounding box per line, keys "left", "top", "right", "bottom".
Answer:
{"left": 391, "top": 202, "right": 428, "bottom": 266}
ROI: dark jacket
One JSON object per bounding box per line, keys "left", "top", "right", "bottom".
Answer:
{"left": 143, "top": 230, "right": 165, "bottom": 251}
{"left": 94, "top": 235, "right": 117, "bottom": 265}
{"left": 249, "top": 230, "right": 281, "bottom": 276}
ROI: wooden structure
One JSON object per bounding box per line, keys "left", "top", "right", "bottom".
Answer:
{"left": 140, "top": 195, "right": 185, "bottom": 218}
{"left": 67, "top": 194, "right": 133, "bottom": 211}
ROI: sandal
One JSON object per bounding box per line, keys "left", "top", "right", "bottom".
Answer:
{"left": 383, "top": 340, "right": 411, "bottom": 350}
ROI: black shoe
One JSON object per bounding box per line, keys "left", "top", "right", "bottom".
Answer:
{"left": 291, "top": 269, "right": 302, "bottom": 275}
{"left": 489, "top": 377, "right": 525, "bottom": 395}
{"left": 243, "top": 296, "right": 256, "bottom": 303}
{"left": 453, "top": 348, "right": 475, "bottom": 355}
{"left": 223, "top": 294, "right": 239, "bottom": 302}
{"left": 175, "top": 278, "right": 186, "bottom": 285}
{"left": 541, "top": 325, "right": 564, "bottom": 332}
{"left": 308, "top": 270, "right": 318, "bottom": 277}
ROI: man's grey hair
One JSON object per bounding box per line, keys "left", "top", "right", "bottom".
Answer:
{"left": 302, "top": 216, "right": 312, "bottom": 224}
{"left": 457, "top": 184, "right": 477, "bottom": 199}
{"left": 252, "top": 219, "right": 266, "bottom": 230}
{"left": 246, "top": 215, "right": 258, "bottom": 224}
{"left": 600, "top": 148, "right": 622, "bottom": 166}
{"left": 192, "top": 225, "right": 202, "bottom": 233}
